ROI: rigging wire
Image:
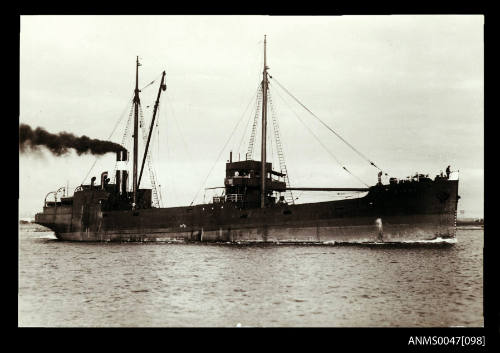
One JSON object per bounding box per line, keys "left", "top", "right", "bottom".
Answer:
{"left": 156, "top": 97, "right": 163, "bottom": 205}
{"left": 80, "top": 71, "right": 164, "bottom": 191}
{"left": 140, "top": 72, "right": 163, "bottom": 91}
{"left": 267, "top": 89, "right": 295, "bottom": 204}
{"left": 167, "top": 99, "right": 186, "bottom": 205}
{"left": 234, "top": 44, "right": 265, "bottom": 159}
{"left": 166, "top": 95, "right": 194, "bottom": 163}
{"left": 139, "top": 71, "right": 170, "bottom": 206}
{"left": 138, "top": 104, "right": 161, "bottom": 207}
{"left": 81, "top": 94, "right": 134, "bottom": 185}
{"left": 154, "top": 103, "right": 164, "bottom": 207}
{"left": 269, "top": 83, "right": 369, "bottom": 187}
{"left": 246, "top": 84, "right": 263, "bottom": 160}
{"left": 237, "top": 84, "right": 261, "bottom": 158}
{"left": 163, "top": 100, "right": 174, "bottom": 205}
{"left": 112, "top": 103, "right": 135, "bottom": 184}
{"left": 237, "top": 109, "right": 253, "bottom": 160}
{"left": 269, "top": 75, "right": 385, "bottom": 174}
{"left": 189, "top": 84, "right": 262, "bottom": 206}
{"left": 157, "top": 94, "right": 163, "bottom": 158}
{"left": 140, "top": 80, "right": 156, "bottom": 91}
{"left": 163, "top": 93, "right": 198, "bottom": 206}
{"left": 269, "top": 115, "right": 275, "bottom": 170}
{"left": 236, "top": 91, "right": 258, "bottom": 159}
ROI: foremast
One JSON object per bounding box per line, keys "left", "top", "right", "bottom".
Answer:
{"left": 260, "top": 35, "right": 269, "bottom": 208}
{"left": 132, "top": 56, "right": 141, "bottom": 209}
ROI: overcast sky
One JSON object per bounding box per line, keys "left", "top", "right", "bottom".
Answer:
{"left": 19, "top": 15, "right": 483, "bottom": 218}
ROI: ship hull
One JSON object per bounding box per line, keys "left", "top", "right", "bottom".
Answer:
{"left": 34, "top": 180, "right": 459, "bottom": 244}
{"left": 40, "top": 214, "right": 454, "bottom": 244}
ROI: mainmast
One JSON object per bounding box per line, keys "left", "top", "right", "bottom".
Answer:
{"left": 132, "top": 56, "right": 141, "bottom": 209}
{"left": 260, "top": 35, "right": 268, "bottom": 208}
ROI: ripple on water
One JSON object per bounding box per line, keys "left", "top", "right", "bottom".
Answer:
{"left": 18, "top": 228, "right": 483, "bottom": 327}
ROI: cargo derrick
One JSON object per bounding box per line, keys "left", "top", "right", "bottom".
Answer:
{"left": 40, "top": 56, "right": 164, "bottom": 217}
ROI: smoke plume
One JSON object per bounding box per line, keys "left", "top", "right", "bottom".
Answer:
{"left": 19, "top": 124, "right": 126, "bottom": 156}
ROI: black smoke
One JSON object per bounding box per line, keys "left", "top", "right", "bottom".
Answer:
{"left": 19, "top": 124, "right": 126, "bottom": 156}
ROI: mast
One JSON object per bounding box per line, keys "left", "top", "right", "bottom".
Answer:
{"left": 260, "top": 35, "right": 268, "bottom": 208}
{"left": 132, "top": 56, "right": 141, "bottom": 209}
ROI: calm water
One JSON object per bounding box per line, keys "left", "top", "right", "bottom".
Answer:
{"left": 18, "top": 224, "right": 483, "bottom": 327}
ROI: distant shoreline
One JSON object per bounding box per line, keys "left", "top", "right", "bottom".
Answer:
{"left": 456, "top": 226, "right": 483, "bottom": 230}
{"left": 456, "top": 220, "right": 484, "bottom": 227}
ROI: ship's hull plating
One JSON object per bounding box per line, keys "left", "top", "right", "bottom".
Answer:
{"left": 35, "top": 180, "right": 459, "bottom": 244}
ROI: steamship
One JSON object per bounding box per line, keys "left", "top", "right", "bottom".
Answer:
{"left": 34, "top": 37, "right": 460, "bottom": 243}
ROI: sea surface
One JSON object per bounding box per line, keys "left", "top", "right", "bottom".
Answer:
{"left": 18, "top": 224, "right": 483, "bottom": 327}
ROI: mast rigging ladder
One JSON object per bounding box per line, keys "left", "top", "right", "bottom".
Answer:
{"left": 246, "top": 86, "right": 262, "bottom": 160}
{"left": 268, "top": 89, "right": 294, "bottom": 205}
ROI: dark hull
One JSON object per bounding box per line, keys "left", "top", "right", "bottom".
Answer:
{"left": 34, "top": 179, "right": 459, "bottom": 243}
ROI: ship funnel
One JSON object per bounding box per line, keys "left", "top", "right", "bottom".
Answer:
{"left": 116, "top": 150, "right": 128, "bottom": 161}
{"left": 122, "top": 170, "right": 128, "bottom": 194}
{"left": 115, "top": 150, "right": 128, "bottom": 195}
{"left": 116, "top": 170, "right": 129, "bottom": 195}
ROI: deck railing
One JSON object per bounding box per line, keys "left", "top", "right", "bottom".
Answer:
{"left": 226, "top": 194, "right": 244, "bottom": 202}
